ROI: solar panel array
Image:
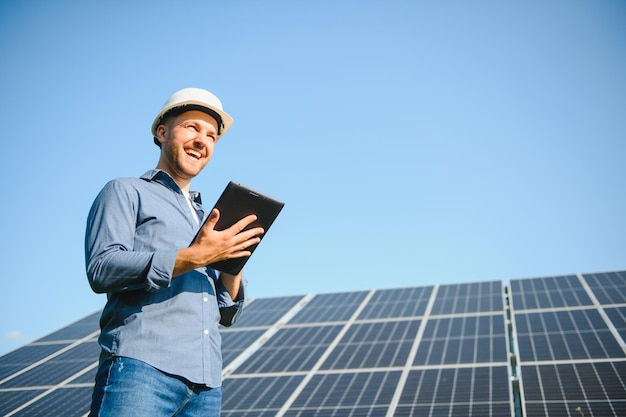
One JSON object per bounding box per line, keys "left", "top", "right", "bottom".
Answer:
{"left": 510, "top": 271, "right": 626, "bottom": 417}
{"left": 1, "top": 270, "right": 625, "bottom": 416}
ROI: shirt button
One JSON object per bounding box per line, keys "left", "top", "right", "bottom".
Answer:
{"left": 203, "top": 297, "right": 209, "bottom": 302}
{"left": 203, "top": 329, "right": 209, "bottom": 335}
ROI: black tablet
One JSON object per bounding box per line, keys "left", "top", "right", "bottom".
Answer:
{"left": 202, "top": 181, "right": 284, "bottom": 275}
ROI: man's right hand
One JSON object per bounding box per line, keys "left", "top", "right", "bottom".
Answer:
{"left": 173, "top": 208, "right": 264, "bottom": 277}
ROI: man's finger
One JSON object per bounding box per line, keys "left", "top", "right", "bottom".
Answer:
{"left": 232, "top": 214, "right": 258, "bottom": 233}
{"left": 203, "top": 208, "right": 220, "bottom": 230}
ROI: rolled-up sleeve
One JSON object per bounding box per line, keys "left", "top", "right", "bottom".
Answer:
{"left": 215, "top": 272, "right": 247, "bottom": 326}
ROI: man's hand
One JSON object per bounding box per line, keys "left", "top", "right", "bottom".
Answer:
{"left": 173, "top": 209, "right": 264, "bottom": 277}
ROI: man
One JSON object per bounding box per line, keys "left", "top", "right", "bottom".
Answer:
{"left": 85, "top": 88, "right": 263, "bottom": 416}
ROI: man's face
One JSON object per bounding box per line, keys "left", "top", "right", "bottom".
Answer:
{"left": 156, "top": 110, "right": 219, "bottom": 185}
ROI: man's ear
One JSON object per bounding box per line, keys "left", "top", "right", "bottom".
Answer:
{"left": 155, "top": 124, "right": 168, "bottom": 146}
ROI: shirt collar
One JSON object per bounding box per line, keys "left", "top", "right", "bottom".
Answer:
{"left": 140, "top": 169, "right": 203, "bottom": 204}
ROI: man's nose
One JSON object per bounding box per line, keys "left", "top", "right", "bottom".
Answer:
{"left": 193, "top": 132, "right": 210, "bottom": 146}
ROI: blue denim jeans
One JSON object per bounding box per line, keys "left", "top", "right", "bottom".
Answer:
{"left": 89, "top": 356, "right": 221, "bottom": 417}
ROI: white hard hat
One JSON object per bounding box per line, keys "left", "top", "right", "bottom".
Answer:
{"left": 151, "top": 88, "right": 234, "bottom": 139}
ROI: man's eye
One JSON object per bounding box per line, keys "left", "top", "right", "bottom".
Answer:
{"left": 186, "top": 124, "right": 198, "bottom": 131}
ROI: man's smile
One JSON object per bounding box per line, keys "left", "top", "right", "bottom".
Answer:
{"left": 185, "top": 148, "right": 203, "bottom": 160}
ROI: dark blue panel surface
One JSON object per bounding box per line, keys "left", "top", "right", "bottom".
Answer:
{"left": 397, "top": 366, "right": 511, "bottom": 416}
{"left": 221, "top": 375, "right": 305, "bottom": 416}
{"left": 233, "top": 296, "right": 305, "bottom": 328}
{"left": 36, "top": 312, "right": 100, "bottom": 342}
{"left": 605, "top": 306, "right": 626, "bottom": 341}
{"left": 233, "top": 325, "right": 343, "bottom": 374}
{"left": 286, "top": 371, "right": 402, "bottom": 417}
{"left": 10, "top": 386, "right": 93, "bottom": 417}
{"left": 521, "top": 361, "right": 626, "bottom": 417}
{"left": 358, "top": 286, "right": 433, "bottom": 319}
{"left": 414, "top": 315, "right": 507, "bottom": 365}
{"left": 510, "top": 275, "right": 592, "bottom": 310}
{"left": 221, "top": 329, "right": 266, "bottom": 365}
{"left": 431, "top": 281, "right": 503, "bottom": 314}
{"left": 320, "top": 320, "right": 421, "bottom": 369}
{"left": 0, "top": 343, "right": 72, "bottom": 381}
{"left": 584, "top": 271, "right": 626, "bottom": 305}
{"left": 2, "top": 341, "right": 100, "bottom": 388}
{"left": 515, "top": 310, "right": 625, "bottom": 361}
{"left": 0, "top": 390, "right": 47, "bottom": 416}
{"left": 289, "top": 291, "right": 370, "bottom": 324}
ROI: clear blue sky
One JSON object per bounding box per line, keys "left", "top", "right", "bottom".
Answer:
{"left": 1, "top": 0, "right": 625, "bottom": 356}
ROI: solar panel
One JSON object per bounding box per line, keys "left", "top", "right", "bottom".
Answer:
{"left": 414, "top": 315, "right": 508, "bottom": 365}
{"left": 396, "top": 366, "right": 512, "bottom": 416}
{"left": 221, "top": 375, "right": 306, "bottom": 417}
{"left": 320, "top": 320, "right": 422, "bottom": 369}
{"left": 233, "top": 324, "right": 344, "bottom": 374}
{"left": 510, "top": 274, "right": 593, "bottom": 310}
{"left": 232, "top": 295, "right": 306, "bottom": 328}
{"left": 2, "top": 270, "right": 626, "bottom": 416}
{"left": 605, "top": 307, "right": 626, "bottom": 341}
{"left": 515, "top": 309, "right": 625, "bottom": 361}
{"left": 520, "top": 362, "right": 626, "bottom": 417}
{"left": 284, "top": 371, "right": 402, "bottom": 417}
{"left": 288, "top": 291, "right": 370, "bottom": 324}
{"left": 431, "top": 281, "right": 503, "bottom": 314}
{"left": 357, "top": 286, "right": 433, "bottom": 319}
{"left": 583, "top": 271, "right": 626, "bottom": 305}
{"left": 0, "top": 344, "right": 71, "bottom": 381}
{"left": 221, "top": 330, "right": 267, "bottom": 365}
{"left": 35, "top": 312, "right": 100, "bottom": 342}
{"left": 511, "top": 273, "right": 626, "bottom": 416}
{"left": 8, "top": 386, "right": 94, "bottom": 417}
{"left": 0, "top": 390, "right": 47, "bottom": 416}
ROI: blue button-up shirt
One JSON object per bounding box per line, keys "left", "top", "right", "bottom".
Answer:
{"left": 85, "top": 169, "right": 245, "bottom": 387}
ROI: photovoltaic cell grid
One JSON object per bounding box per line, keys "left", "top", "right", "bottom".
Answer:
{"left": 0, "top": 313, "right": 101, "bottom": 417}
{"left": 511, "top": 272, "right": 626, "bottom": 417}
{"left": 396, "top": 366, "right": 512, "bottom": 417}
{"left": 414, "top": 315, "right": 508, "bottom": 365}
{"left": 583, "top": 271, "right": 626, "bottom": 305}
{"left": 606, "top": 307, "right": 626, "bottom": 341}
{"left": 1, "top": 270, "right": 625, "bottom": 417}
{"left": 431, "top": 280, "right": 503, "bottom": 315}
{"left": 220, "top": 295, "right": 305, "bottom": 366}
{"left": 225, "top": 281, "right": 513, "bottom": 416}
{"left": 357, "top": 286, "right": 432, "bottom": 319}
